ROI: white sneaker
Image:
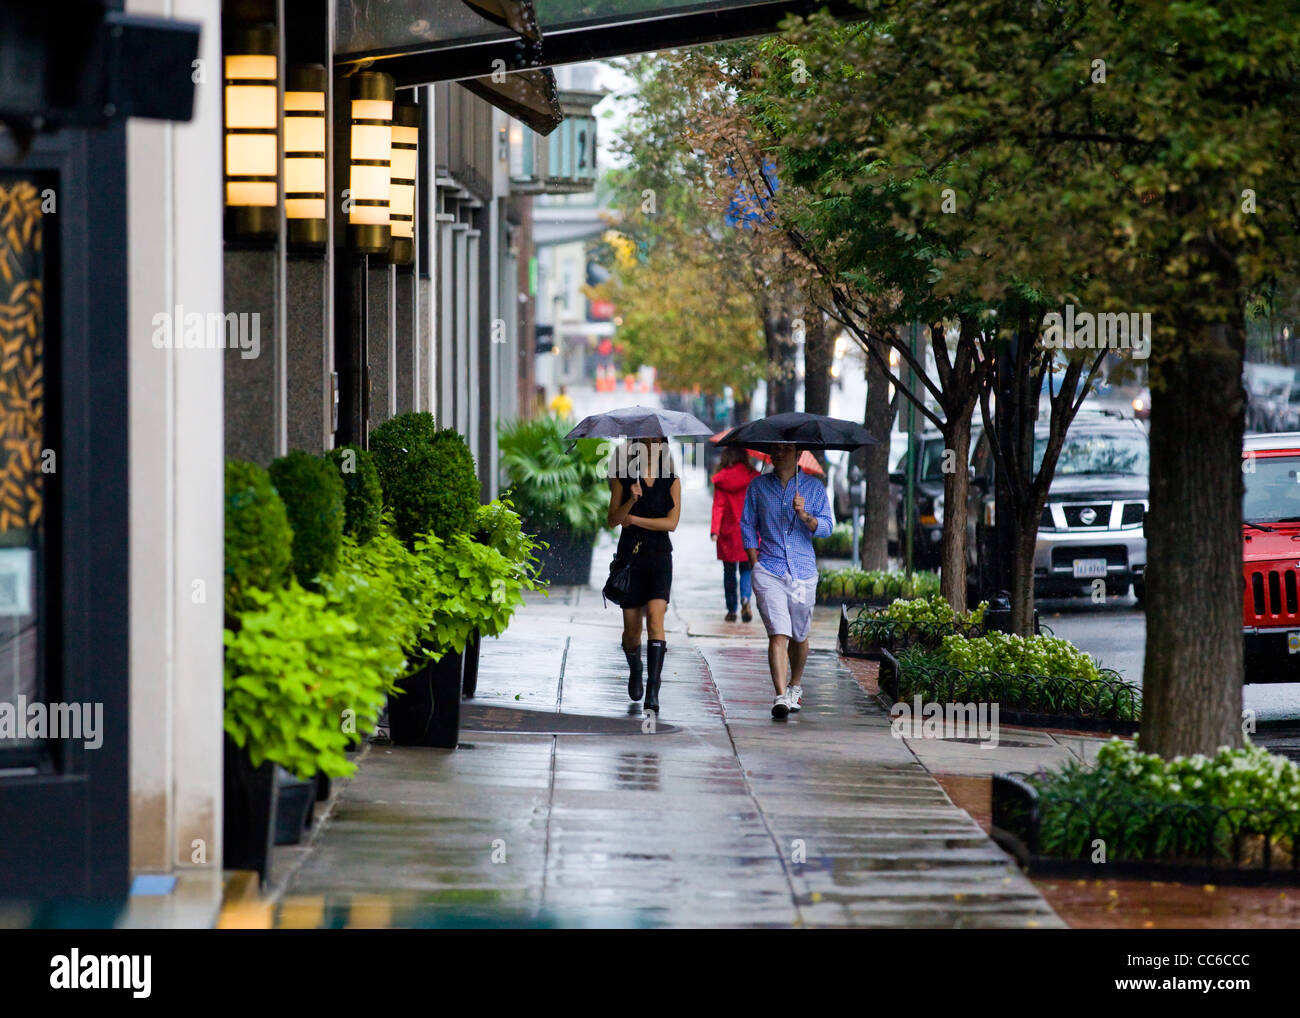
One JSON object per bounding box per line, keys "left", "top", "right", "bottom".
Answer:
{"left": 771, "top": 693, "right": 790, "bottom": 720}
{"left": 787, "top": 684, "right": 803, "bottom": 712}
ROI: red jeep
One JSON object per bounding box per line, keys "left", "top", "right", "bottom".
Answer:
{"left": 1242, "top": 433, "right": 1300, "bottom": 682}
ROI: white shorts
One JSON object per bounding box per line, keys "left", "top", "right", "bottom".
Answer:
{"left": 751, "top": 562, "right": 816, "bottom": 642}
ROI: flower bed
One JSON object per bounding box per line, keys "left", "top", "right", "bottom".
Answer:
{"left": 812, "top": 522, "right": 854, "bottom": 557}
{"left": 993, "top": 741, "right": 1300, "bottom": 884}
{"left": 816, "top": 567, "right": 940, "bottom": 606}
{"left": 841, "top": 595, "right": 988, "bottom": 657}
{"left": 876, "top": 632, "right": 1140, "bottom": 731}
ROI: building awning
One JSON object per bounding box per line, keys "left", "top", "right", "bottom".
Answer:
{"left": 335, "top": 0, "right": 862, "bottom": 85}
{"left": 461, "top": 0, "right": 543, "bottom": 44}
{"left": 462, "top": 68, "right": 563, "bottom": 136}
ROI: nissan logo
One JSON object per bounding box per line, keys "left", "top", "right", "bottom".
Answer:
{"left": 1079, "top": 507, "right": 1098, "bottom": 525}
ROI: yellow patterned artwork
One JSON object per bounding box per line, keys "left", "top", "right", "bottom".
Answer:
{"left": 0, "top": 179, "right": 43, "bottom": 535}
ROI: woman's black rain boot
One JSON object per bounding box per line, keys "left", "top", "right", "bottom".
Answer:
{"left": 624, "top": 642, "right": 644, "bottom": 701}
{"left": 645, "top": 640, "right": 666, "bottom": 714}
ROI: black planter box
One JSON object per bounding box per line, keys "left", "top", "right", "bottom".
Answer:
{"left": 992, "top": 772, "right": 1300, "bottom": 887}
{"left": 273, "top": 768, "right": 315, "bottom": 846}
{"left": 875, "top": 646, "right": 1141, "bottom": 733}
{"left": 461, "top": 628, "right": 481, "bottom": 698}
{"left": 389, "top": 647, "right": 463, "bottom": 748}
{"left": 222, "top": 733, "right": 279, "bottom": 884}
{"left": 534, "top": 528, "right": 595, "bottom": 586}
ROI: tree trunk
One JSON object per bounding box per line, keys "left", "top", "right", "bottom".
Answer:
{"left": 1010, "top": 519, "right": 1038, "bottom": 636}
{"left": 803, "top": 311, "right": 833, "bottom": 418}
{"left": 763, "top": 302, "right": 798, "bottom": 415}
{"left": 1140, "top": 318, "right": 1245, "bottom": 758}
{"left": 734, "top": 390, "right": 752, "bottom": 425}
{"left": 860, "top": 350, "right": 895, "bottom": 570}
{"left": 938, "top": 419, "right": 971, "bottom": 610}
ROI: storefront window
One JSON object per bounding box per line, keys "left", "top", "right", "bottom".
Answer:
{"left": 0, "top": 177, "right": 46, "bottom": 761}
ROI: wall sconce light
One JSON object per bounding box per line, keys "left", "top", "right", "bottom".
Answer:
{"left": 224, "top": 25, "right": 279, "bottom": 241}
{"left": 388, "top": 101, "right": 419, "bottom": 266}
{"left": 348, "top": 71, "right": 394, "bottom": 256}
{"left": 284, "top": 63, "right": 327, "bottom": 250}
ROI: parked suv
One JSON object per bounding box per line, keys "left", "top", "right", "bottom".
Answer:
{"left": 1241, "top": 432, "right": 1300, "bottom": 683}
{"left": 966, "top": 412, "right": 1149, "bottom": 600}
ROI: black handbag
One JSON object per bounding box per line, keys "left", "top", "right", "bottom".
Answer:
{"left": 602, "top": 540, "right": 641, "bottom": 608}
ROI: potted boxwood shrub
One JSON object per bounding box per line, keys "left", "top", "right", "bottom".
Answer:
{"left": 457, "top": 499, "right": 546, "bottom": 697}
{"left": 269, "top": 450, "right": 346, "bottom": 587}
{"left": 326, "top": 443, "right": 383, "bottom": 545}
{"left": 223, "top": 459, "right": 294, "bottom": 881}
{"left": 264, "top": 450, "right": 348, "bottom": 842}
{"left": 370, "top": 414, "right": 480, "bottom": 747}
{"left": 498, "top": 414, "right": 608, "bottom": 586}
{"left": 318, "top": 443, "right": 383, "bottom": 800}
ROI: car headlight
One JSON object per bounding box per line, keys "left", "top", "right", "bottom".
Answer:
{"left": 933, "top": 494, "right": 944, "bottom": 525}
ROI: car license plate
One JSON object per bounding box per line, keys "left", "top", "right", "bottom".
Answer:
{"left": 1289, "top": 631, "right": 1300, "bottom": 655}
{"left": 1072, "top": 558, "right": 1108, "bottom": 579}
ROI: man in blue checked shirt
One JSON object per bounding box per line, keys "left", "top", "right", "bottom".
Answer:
{"left": 740, "top": 443, "right": 834, "bottom": 720}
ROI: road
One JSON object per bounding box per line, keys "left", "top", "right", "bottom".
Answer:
{"left": 1042, "top": 594, "right": 1300, "bottom": 723}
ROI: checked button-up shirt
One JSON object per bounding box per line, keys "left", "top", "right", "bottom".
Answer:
{"left": 740, "top": 470, "right": 834, "bottom": 581}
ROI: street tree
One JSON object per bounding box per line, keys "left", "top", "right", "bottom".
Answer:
{"left": 775, "top": 0, "right": 1300, "bottom": 757}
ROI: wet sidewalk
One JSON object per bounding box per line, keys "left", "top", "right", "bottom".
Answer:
{"left": 272, "top": 474, "right": 1064, "bottom": 928}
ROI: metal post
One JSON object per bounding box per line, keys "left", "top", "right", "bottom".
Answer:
{"left": 904, "top": 320, "right": 918, "bottom": 577}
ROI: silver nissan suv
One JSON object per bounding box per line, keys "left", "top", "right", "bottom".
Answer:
{"left": 967, "top": 411, "right": 1149, "bottom": 601}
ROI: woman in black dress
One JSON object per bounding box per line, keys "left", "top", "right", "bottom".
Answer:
{"left": 607, "top": 437, "right": 681, "bottom": 715}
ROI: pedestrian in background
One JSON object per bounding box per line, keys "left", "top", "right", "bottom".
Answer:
{"left": 740, "top": 443, "right": 834, "bottom": 719}
{"left": 710, "top": 446, "right": 760, "bottom": 622}
{"left": 549, "top": 384, "right": 574, "bottom": 418}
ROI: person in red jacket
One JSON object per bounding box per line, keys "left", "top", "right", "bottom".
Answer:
{"left": 711, "top": 446, "right": 761, "bottom": 621}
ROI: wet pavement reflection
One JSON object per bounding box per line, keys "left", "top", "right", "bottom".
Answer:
{"left": 266, "top": 461, "right": 1063, "bottom": 928}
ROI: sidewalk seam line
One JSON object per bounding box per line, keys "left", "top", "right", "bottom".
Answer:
{"left": 540, "top": 635, "right": 569, "bottom": 914}
{"left": 695, "top": 641, "right": 806, "bottom": 928}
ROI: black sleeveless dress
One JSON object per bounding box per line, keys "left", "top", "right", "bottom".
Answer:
{"left": 613, "top": 470, "right": 675, "bottom": 607}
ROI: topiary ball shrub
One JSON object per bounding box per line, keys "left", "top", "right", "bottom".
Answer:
{"left": 326, "top": 444, "right": 382, "bottom": 544}
{"left": 370, "top": 411, "right": 439, "bottom": 497}
{"left": 370, "top": 415, "right": 480, "bottom": 544}
{"left": 268, "top": 450, "right": 345, "bottom": 586}
{"left": 225, "top": 458, "right": 293, "bottom": 614}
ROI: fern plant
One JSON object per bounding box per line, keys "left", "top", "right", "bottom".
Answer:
{"left": 498, "top": 415, "right": 609, "bottom": 538}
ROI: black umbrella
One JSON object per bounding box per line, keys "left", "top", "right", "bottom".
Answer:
{"left": 716, "top": 411, "right": 879, "bottom": 452}
{"left": 564, "top": 405, "right": 716, "bottom": 441}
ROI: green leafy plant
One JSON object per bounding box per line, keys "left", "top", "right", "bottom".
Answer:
{"left": 498, "top": 414, "right": 609, "bottom": 538}
{"left": 895, "top": 632, "right": 1139, "bottom": 720}
{"left": 268, "top": 450, "right": 345, "bottom": 586}
{"left": 812, "top": 522, "right": 854, "bottom": 557}
{"left": 847, "top": 595, "right": 988, "bottom": 653}
{"left": 323, "top": 526, "right": 433, "bottom": 669}
{"left": 1029, "top": 740, "right": 1300, "bottom": 862}
{"left": 929, "top": 632, "right": 1105, "bottom": 682}
{"left": 224, "top": 459, "right": 294, "bottom": 615}
{"left": 816, "top": 567, "right": 941, "bottom": 603}
{"left": 223, "top": 581, "right": 405, "bottom": 780}
{"left": 370, "top": 414, "right": 480, "bottom": 544}
{"left": 326, "top": 444, "right": 383, "bottom": 544}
